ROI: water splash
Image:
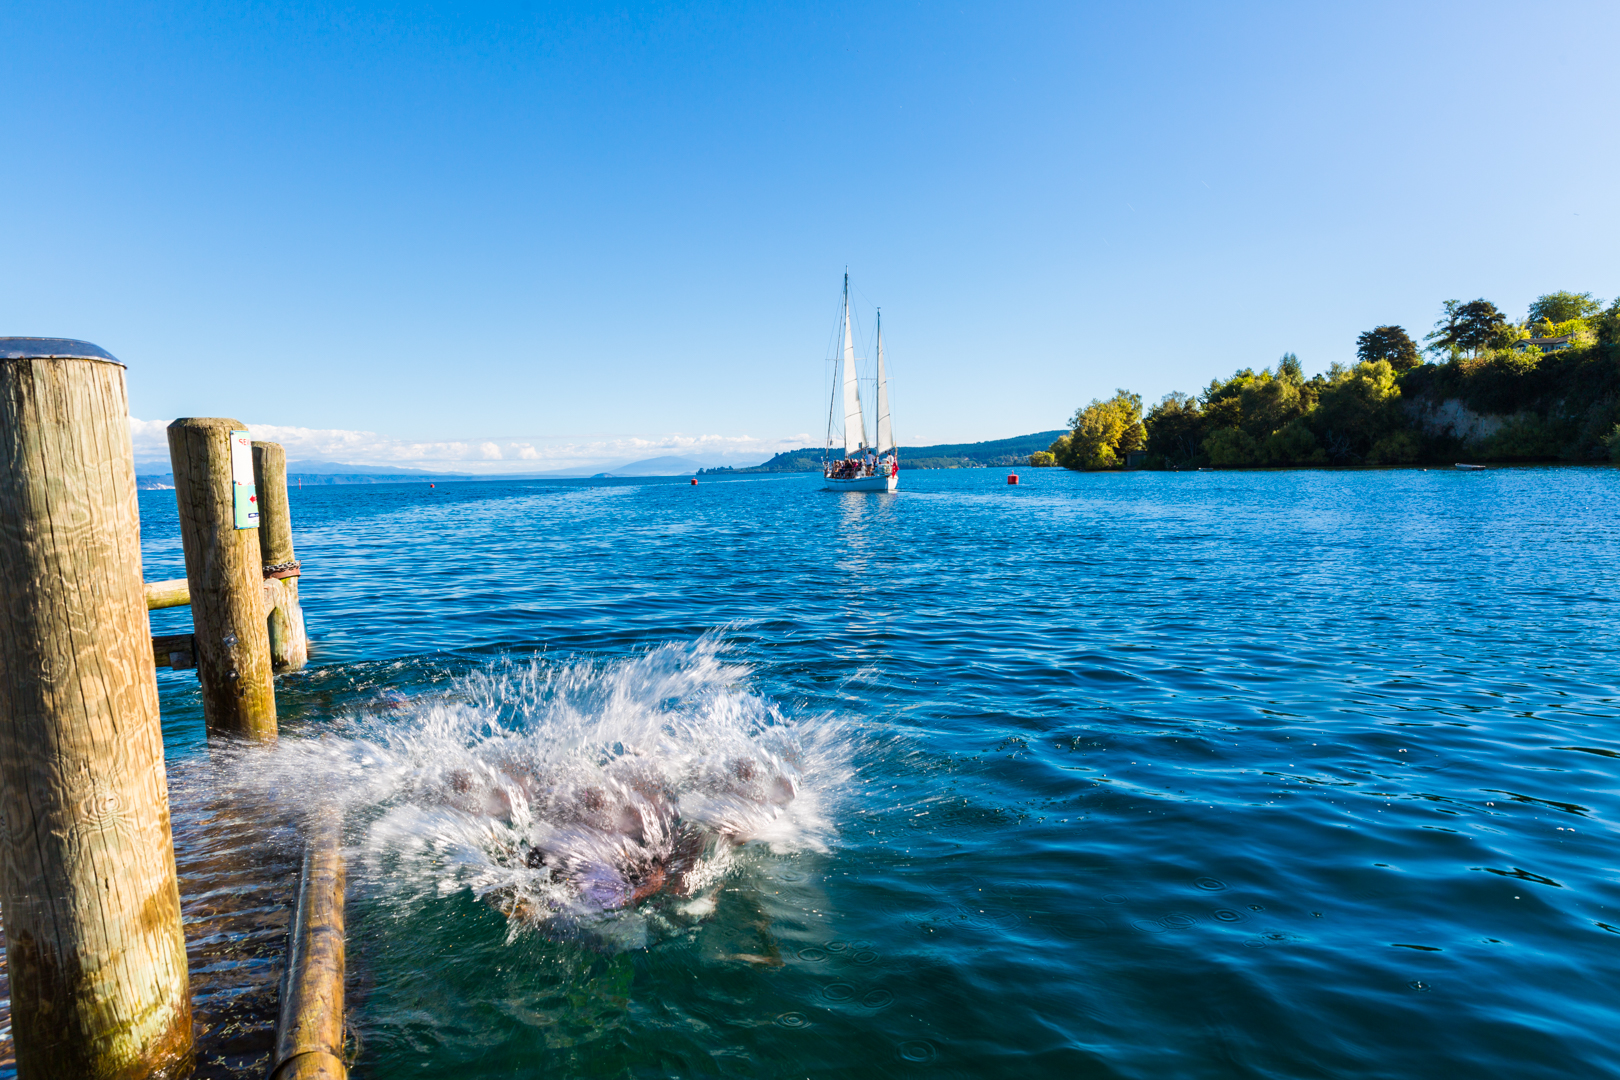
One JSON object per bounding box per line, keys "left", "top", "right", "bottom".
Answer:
{"left": 217, "top": 637, "right": 845, "bottom": 946}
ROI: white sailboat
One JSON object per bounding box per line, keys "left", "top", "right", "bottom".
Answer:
{"left": 823, "top": 274, "right": 900, "bottom": 491}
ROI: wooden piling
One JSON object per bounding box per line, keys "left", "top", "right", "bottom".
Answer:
{"left": 253, "top": 441, "right": 308, "bottom": 671}
{"left": 271, "top": 810, "right": 347, "bottom": 1080}
{"left": 0, "top": 339, "right": 193, "bottom": 1078}
{"left": 167, "top": 418, "right": 277, "bottom": 740}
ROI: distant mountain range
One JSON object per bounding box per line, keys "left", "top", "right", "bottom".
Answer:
{"left": 132, "top": 433, "right": 1066, "bottom": 488}
{"left": 133, "top": 453, "right": 727, "bottom": 487}
{"left": 698, "top": 431, "right": 1066, "bottom": 474}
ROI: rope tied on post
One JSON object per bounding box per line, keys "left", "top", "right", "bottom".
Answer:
{"left": 253, "top": 441, "right": 310, "bottom": 671}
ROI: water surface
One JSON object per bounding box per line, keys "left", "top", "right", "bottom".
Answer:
{"left": 138, "top": 467, "right": 1620, "bottom": 1078}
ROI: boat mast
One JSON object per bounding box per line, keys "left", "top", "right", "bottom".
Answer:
{"left": 875, "top": 308, "right": 894, "bottom": 457}
{"left": 841, "top": 272, "right": 867, "bottom": 457}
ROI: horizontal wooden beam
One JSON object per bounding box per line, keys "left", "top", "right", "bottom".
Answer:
{"left": 144, "top": 578, "right": 285, "bottom": 612}
{"left": 145, "top": 578, "right": 190, "bottom": 610}
{"left": 152, "top": 633, "right": 195, "bottom": 670}
{"left": 272, "top": 809, "right": 347, "bottom": 1080}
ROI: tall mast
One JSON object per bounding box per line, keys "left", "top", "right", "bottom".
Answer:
{"left": 841, "top": 272, "right": 867, "bottom": 456}
{"left": 875, "top": 308, "right": 894, "bottom": 455}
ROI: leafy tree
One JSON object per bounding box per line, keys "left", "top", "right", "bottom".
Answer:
{"left": 1200, "top": 373, "right": 1247, "bottom": 433}
{"left": 1144, "top": 392, "right": 1204, "bottom": 465}
{"left": 1528, "top": 291, "right": 1601, "bottom": 326}
{"left": 1355, "top": 325, "right": 1421, "bottom": 371}
{"left": 1488, "top": 321, "right": 1531, "bottom": 350}
{"left": 1594, "top": 297, "right": 1620, "bottom": 346}
{"left": 1203, "top": 426, "right": 1258, "bottom": 466}
{"left": 1240, "top": 373, "right": 1307, "bottom": 438}
{"left": 1425, "top": 299, "right": 1507, "bottom": 357}
{"left": 1053, "top": 390, "right": 1145, "bottom": 470}
{"left": 1262, "top": 418, "right": 1323, "bottom": 464}
{"left": 1366, "top": 431, "right": 1422, "bottom": 464}
{"left": 1310, "top": 359, "right": 1401, "bottom": 457}
{"left": 1028, "top": 451, "right": 1056, "bottom": 467}
{"left": 1276, "top": 352, "right": 1305, "bottom": 386}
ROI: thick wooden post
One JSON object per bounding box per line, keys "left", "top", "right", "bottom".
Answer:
{"left": 167, "top": 418, "right": 276, "bottom": 740}
{"left": 271, "top": 810, "right": 347, "bottom": 1080}
{"left": 0, "top": 338, "right": 193, "bottom": 1079}
{"left": 253, "top": 441, "right": 308, "bottom": 671}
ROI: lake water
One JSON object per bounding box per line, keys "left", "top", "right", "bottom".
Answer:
{"left": 135, "top": 467, "right": 1620, "bottom": 1079}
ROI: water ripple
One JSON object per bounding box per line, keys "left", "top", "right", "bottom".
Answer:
{"left": 124, "top": 468, "right": 1620, "bottom": 1080}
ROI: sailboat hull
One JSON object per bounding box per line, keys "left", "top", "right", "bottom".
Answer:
{"left": 823, "top": 472, "right": 899, "bottom": 492}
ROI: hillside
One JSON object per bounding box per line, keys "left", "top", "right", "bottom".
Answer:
{"left": 699, "top": 430, "right": 1067, "bottom": 474}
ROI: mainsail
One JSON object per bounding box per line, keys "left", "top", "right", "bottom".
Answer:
{"left": 875, "top": 310, "right": 894, "bottom": 454}
{"left": 841, "top": 275, "right": 867, "bottom": 456}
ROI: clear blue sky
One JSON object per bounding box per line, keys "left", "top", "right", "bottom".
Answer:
{"left": 5, "top": 1, "right": 1617, "bottom": 470}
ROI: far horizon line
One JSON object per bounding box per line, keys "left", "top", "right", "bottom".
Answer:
{"left": 130, "top": 427, "right": 1068, "bottom": 478}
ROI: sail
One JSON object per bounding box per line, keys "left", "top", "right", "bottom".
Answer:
{"left": 875, "top": 314, "right": 894, "bottom": 454}
{"left": 841, "top": 285, "right": 867, "bottom": 455}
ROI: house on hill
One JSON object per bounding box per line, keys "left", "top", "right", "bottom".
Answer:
{"left": 1515, "top": 333, "right": 1575, "bottom": 354}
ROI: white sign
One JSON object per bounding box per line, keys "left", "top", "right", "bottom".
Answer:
{"left": 230, "top": 430, "right": 259, "bottom": 529}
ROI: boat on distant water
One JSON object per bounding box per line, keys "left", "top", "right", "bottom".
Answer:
{"left": 823, "top": 274, "right": 899, "bottom": 491}
{"left": 1454, "top": 463, "right": 1487, "bottom": 470}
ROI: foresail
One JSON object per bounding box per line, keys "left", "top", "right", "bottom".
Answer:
{"left": 875, "top": 319, "right": 894, "bottom": 454}
{"left": 841, "top": 293, "right": 867, "bottom": 455}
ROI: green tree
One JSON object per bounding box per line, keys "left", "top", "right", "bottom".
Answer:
{"left": 1355, "top": 325, "right": 1421, "bottom": 371}
{"left": 1028, "top": 451, "right": 1056, "bottom": 467}
{"left": 1200, "top": 372, "right": 1247, "bottom": 433}
{"left": 1239, "top": 372, "right": 1307, "bottom": 438}
{"left": 1262, "top": 418, "right": 1324, "bottom": 464}
{"left": 1054, "top": 390, "right": 1145, "bottom": 470}
{"left": 1204, "top": 426, "right": 1258, "bottom": 466}
{"left": 1144, "top": 391, "right": 1204, "bottom": 465}
{"left": 1425, "top": 299, "right": 1506, "bottom": 357}
{"left": 1528, "top": 291, "right": 1601, "bottom": 326}
{"left": 1276, "top": 352, "right": 1305, "bottom": 386}
{"left": 1310, "top": 359, "right": 1401, "bottom": 459}
{"left": 1594, "top": 297, "right": 1620, "bottom": 346}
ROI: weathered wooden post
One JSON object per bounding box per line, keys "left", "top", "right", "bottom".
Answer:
{"left": 167, "top": 418, "right": 277, "bottom": 740}
{"left": 253, "top": 441, "right": 308, "bottom": 671}
{"left": 0, "top": 338, "right": 193, "bottom": 1078}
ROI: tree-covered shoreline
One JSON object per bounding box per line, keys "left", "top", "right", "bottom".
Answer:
{"left": 1044, "top": 292, "right": 1620, "bottom": 470}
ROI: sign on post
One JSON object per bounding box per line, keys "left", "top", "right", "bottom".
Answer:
{"left": 230, "top": 430, "right": 259, "bottom": 529}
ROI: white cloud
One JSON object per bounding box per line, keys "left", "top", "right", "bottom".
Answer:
{"left": 128, "top": 418, "right": 812, "bottom": 474}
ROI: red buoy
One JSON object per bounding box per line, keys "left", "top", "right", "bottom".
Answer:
{"left": 1008, "top": 474, "right": 1019, "bottom": 485}
{"left": 690, "top": 478, "right": 698, "bottom": 485}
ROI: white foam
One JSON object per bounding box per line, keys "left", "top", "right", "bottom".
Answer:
{"left": 207, "top": 636, "right": 847, "bottom": 943}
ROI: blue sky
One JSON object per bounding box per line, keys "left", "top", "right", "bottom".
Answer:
{"left": 5, "top": 1, "right": 1617, "bottom": 470}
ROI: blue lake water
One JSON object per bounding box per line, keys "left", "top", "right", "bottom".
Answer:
{"left": 138, "top": 467, "right": 1620, "bottom": 1079}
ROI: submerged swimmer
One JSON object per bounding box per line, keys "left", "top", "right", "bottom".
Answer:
{"left": 437, "top": 749, "right": 800, "bottom": 926}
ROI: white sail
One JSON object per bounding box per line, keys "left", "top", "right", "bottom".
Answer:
{"left": 841, "top": 282, "right": 867, "bottom": 456}
{"left": 875, "top": 312, "right": 894, "bottom": 454}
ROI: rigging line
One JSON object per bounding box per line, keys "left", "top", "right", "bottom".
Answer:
{"left": 822, "top": 275, "right": 850, "bottom": 456}
{"left": 851, "top": 280, "right": 883, "bottom": 322}
{"left": 822, "top": 284, "right": 846, "bottom": 361}
{"left": 828, "top": 276, "right": 850, "bottom": 457}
